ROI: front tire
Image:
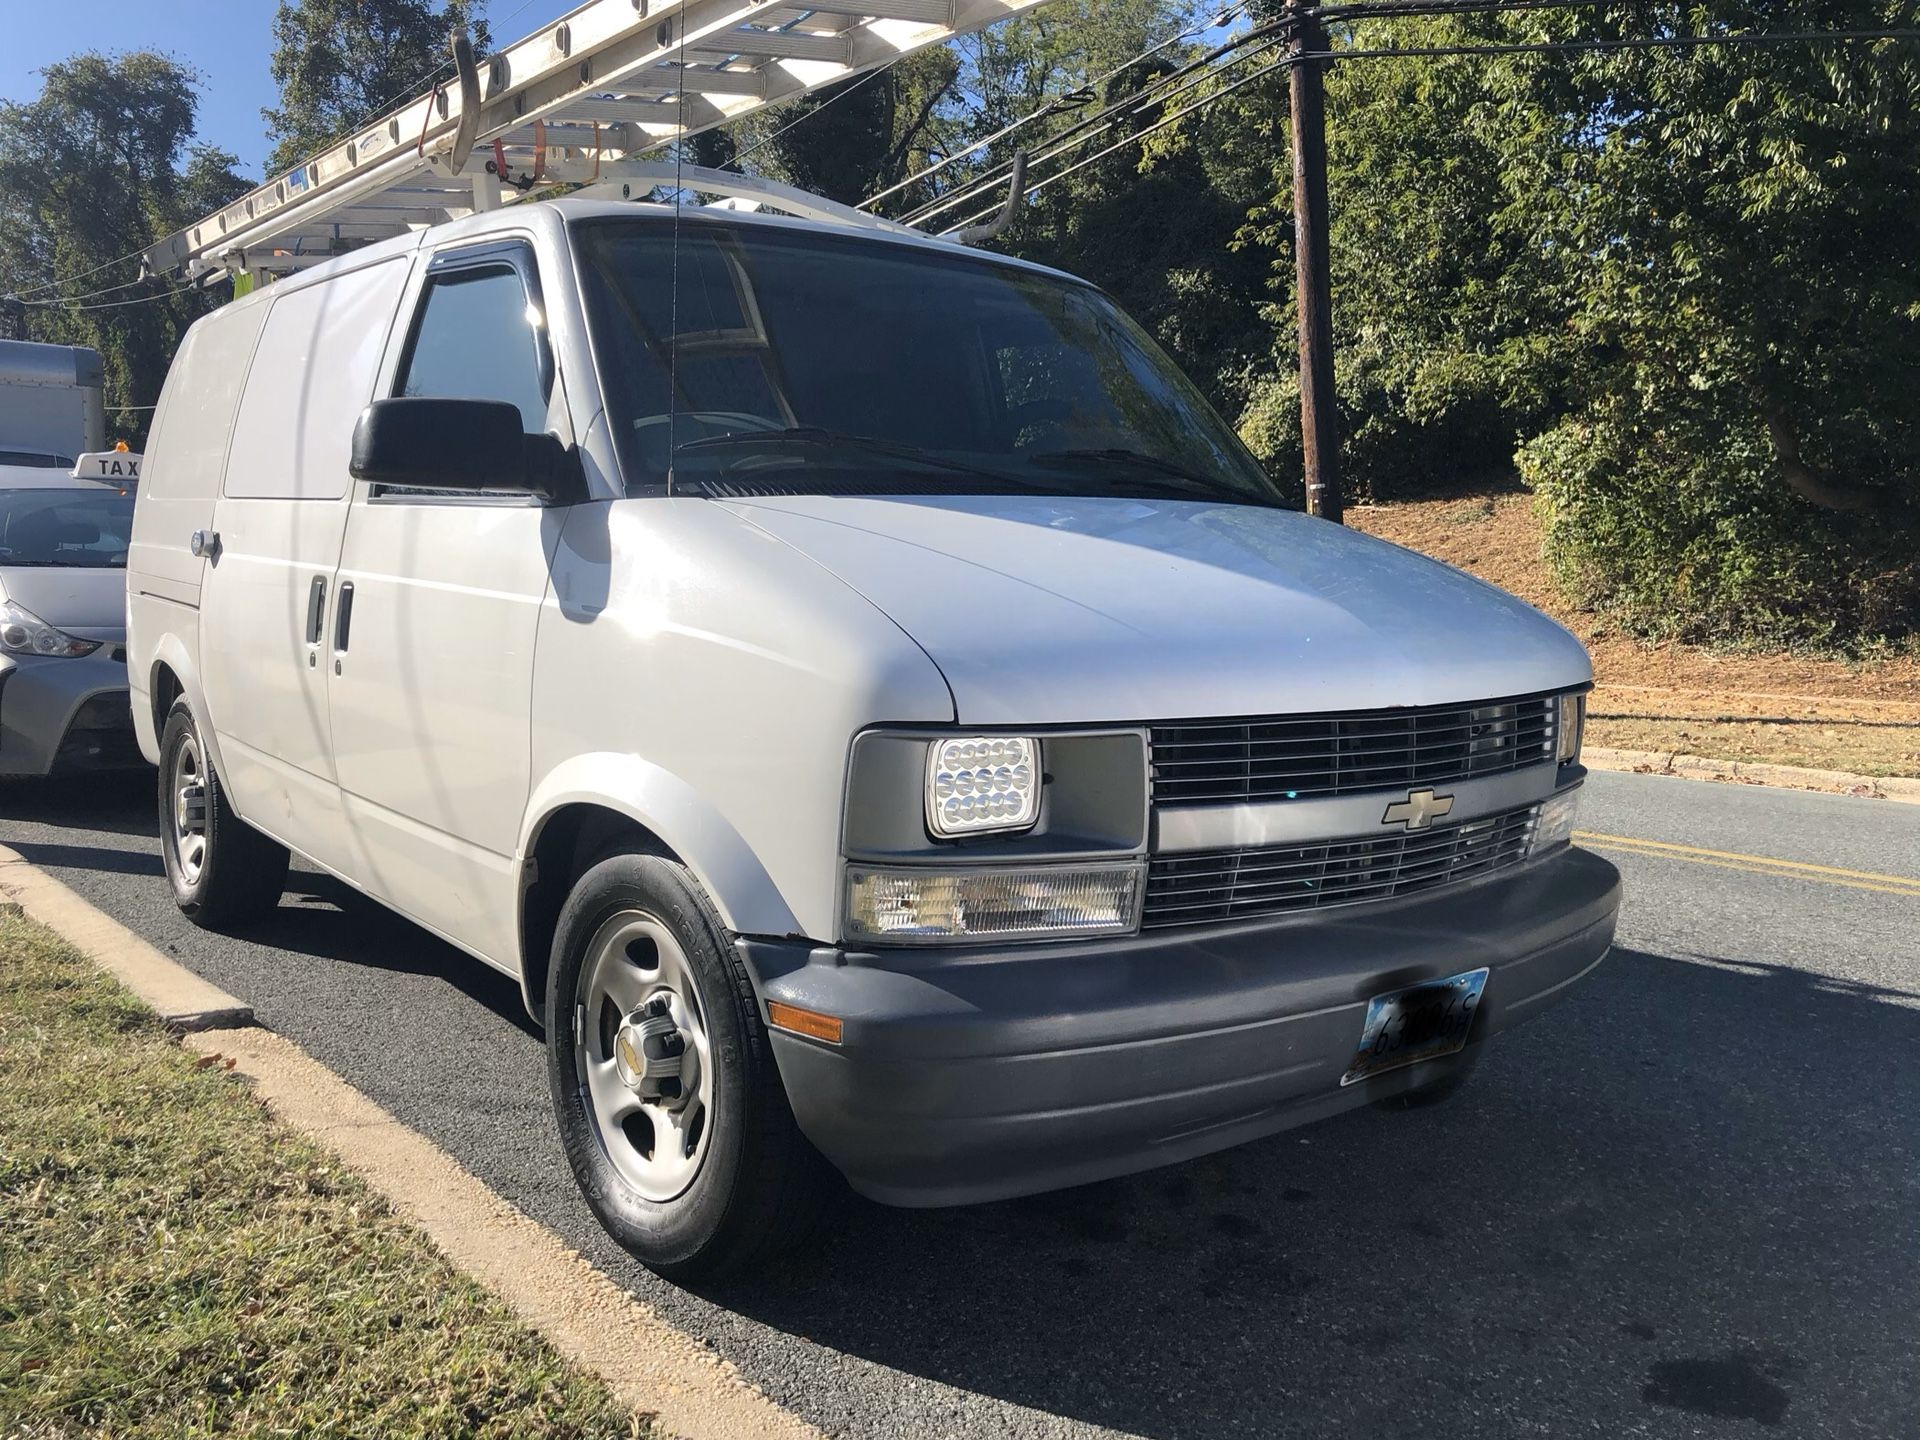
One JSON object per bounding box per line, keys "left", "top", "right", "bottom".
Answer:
{"left": 546, "top": 852, "right": 832, "bottom": 1281}
{"left": 157, "top": 700, "right": 288, "bottom": 928}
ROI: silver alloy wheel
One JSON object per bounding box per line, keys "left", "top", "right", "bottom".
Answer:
{"left": 170, "top": 732, "right": 210, "bottom": 886}
{"left": 574, "top": 909, "right": 715, "bottom": 1203}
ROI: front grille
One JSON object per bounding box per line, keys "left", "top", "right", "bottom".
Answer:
{"left": 1143, "top": 803, "right": 1539, "bottom": 929}
{"left": 1150, "top": 693, "right": 1558, "bottom": 806}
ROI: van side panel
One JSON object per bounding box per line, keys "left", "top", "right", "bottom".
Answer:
{"left": 200, "top": 256, "right": 412, "bottom": 863}
{"left": 127, "top": 300, "right": 272, "bottom": 760}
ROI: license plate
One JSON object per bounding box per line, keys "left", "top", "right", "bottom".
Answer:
{"left": 1341, "top": 968, "right": 1489, "bottom": 1086}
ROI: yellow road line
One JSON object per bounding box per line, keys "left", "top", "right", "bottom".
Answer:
{"left": 1575, "top": 830, "right": 1920, "bottom": 898}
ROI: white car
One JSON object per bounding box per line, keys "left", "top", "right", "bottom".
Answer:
{"left": 127, "top": 196, "right": 1620, "bottom": 1279}
{"left": 0, "top": 483, "right": 139, "bottom": 776}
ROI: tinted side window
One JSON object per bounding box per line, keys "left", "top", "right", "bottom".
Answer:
{"left": 399, "top": 266, "right": 548, "bottom": 432}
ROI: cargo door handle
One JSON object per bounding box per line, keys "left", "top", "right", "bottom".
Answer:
{"left": 189, "top": 529, "right": 220, "bottom": 560}
{"left": 332, "top": 581, "right": 355, "bottom": 675}
{"left": 305, "top": 575, "right": 327, "bottom": 647}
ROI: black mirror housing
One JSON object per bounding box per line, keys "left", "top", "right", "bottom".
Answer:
{"left": 351, "top": 398, "right": 538, "bottom": 494}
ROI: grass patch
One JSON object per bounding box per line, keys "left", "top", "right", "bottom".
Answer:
{"left": 0, "top": 911, "right": 642, "bottom": 1438}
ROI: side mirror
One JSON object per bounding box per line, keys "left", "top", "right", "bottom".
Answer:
{"left": 350, "top": 398, "right": 544, "bottom": 495}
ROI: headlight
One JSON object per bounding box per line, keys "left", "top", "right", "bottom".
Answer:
{"left": 926, "top": 736, "right": 1040, "bottom": 837}
{"left": 0, "top": 600, "right": 100, "bottom": 658}
{"left": 1556, "top": 693, "right": 1585, "bottom": 764}
{"left": 846, "top": 863, "right": 1141, "bottom": 944}
{"left": 1531, "top": 788, "right": 1581, "bottom": 855}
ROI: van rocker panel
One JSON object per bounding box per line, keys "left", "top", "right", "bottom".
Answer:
{"left": 741, "top": 844, "right": 1620, "bottom": 1207}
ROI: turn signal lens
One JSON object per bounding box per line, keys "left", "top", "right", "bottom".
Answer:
{"left": 846, "top": 864, "right": 1141, "bottom": 945}
{"left": 926, "top": 736, "right": 1040, "bottom": 837}
{"left": 1531, "top": 788, "right": 1581, "bottom": 855}
{"left": 766, "top": 1002, "right": 844, "bottom": 1045}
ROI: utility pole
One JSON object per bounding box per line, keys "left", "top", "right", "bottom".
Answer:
{"left": 1288, "top": 0, "right": 1343, "bottom": 524}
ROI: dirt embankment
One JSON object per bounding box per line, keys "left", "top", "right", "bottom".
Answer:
{"left": 1347, "top": 494, "right": 1920, "bottom": 779}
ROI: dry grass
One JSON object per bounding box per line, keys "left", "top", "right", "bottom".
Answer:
{"left": 1348, "top": 493, "right": 1920, "bottom": 778}
{"left": 0, "top": 911, "right": 644, "bottom": 1439}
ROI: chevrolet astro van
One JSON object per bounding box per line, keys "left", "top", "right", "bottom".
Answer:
{"left": 128, "top": 196, "right": 1621, "bottom": 1278}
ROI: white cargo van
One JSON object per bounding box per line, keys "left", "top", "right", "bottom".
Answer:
{"left": 128, "top": 196, "right": 1619, "bottom": 1278}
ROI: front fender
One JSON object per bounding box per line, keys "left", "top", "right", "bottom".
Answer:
{"left": 518, "top": 751, "right": 803, "bottom": 943}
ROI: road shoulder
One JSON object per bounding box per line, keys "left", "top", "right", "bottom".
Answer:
{"left": 1584, "top": 746, "right": 1920, "bottom": 803}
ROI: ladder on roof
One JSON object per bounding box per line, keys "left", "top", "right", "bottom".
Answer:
{"left": 143, "top": 0, "right": 1047, "bottom": 285}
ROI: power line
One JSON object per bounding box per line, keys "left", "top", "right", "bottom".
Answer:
{"left": 3, "top": 17, "right": 490, "bottom": 308}
{"left": 13, "top": 287, "right": 191, "bottom": 316}
{"left": 897, "top": 21, "right": 1290, "bottom": 229}
{"left": 893, "top": 19, "right": 1290, "bottom": 227}
{"left": 924, "top": 16, "right": 1920, "bottom": 235}
{"left": 884, "top": 0, "right": 1645, "bottom": 228}
{"left": 1311, "top": 24, "right": 1920, "bottom": 61}
{"left": 2, "top": 250, "right": 155, "bottom": 306}
{"left": 728, "top": 60, "right": 901, "bottom": 169}
{"left": 862, "top": 3, "right": 1251, "bottom": 212}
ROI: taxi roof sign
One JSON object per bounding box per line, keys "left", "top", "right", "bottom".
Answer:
{"left": 73, "top": 449, "right": 142, "bottom": 487}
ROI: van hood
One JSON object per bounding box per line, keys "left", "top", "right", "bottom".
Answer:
{"left": 721, "top": 495, "right": 1591, "bottom": 725}
{"left": 0, "top": 565, "right": 126, "bottom": 642}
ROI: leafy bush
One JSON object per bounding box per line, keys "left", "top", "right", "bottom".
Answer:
{"left": 1522, "top": 400, "right": 1920, "bottom": 653}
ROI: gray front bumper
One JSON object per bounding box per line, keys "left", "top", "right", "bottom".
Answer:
{"left": 740, "top": 844, "right": 1620, "bottom": 1207}
{"left": 0, "top": 651, "right": 139, "bottom": 777}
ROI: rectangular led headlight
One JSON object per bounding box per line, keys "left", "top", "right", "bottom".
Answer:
{"left": 1531, "top": 788, "right": 1582, "bottom": 855}
{"left": 1556, "top": 693, "right": 1586, "bottom": 764}
{"left": 845, "top": 863, "right": 1141, "bottom": 945}
{"left": 926, "top": 736, "right": 1040, "bottom": 837}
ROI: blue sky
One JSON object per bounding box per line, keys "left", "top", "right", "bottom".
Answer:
{"left": 3, "top": 1, "right": 578, "bottom": 182}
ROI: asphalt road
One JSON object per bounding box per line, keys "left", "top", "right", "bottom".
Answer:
{"left": 3, "top": 770, "right": 1915, "bottom": 1439}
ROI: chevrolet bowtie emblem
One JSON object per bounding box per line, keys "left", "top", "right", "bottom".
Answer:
{"left": 1382, "top": 788, "right": 1455, "bottom": 831}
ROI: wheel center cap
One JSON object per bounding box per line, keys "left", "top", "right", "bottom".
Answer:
{"left": 176, "top": 783, "right": 206, "bottom": 833}
{"left": 613, "top": 1027, "right": 646, "bottom": 1086}
{"left": 613, "top": 998, "right": 696, "bottom": 1103}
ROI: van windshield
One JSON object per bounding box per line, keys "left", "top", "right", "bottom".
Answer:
{"left": 0, "top": 488, "right": 134, "bottom": 568}
{"left": 577, "top": 220, "right": 1282, "bottom": 506}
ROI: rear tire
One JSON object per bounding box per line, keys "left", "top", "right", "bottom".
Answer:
{"left": 546, "top": 851, "right": 832, "bottom": 1282}
{"left": 157, "top": 700, "right": 288, "bottom": 928}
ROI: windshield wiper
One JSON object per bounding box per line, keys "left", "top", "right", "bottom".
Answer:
{"left": 1024, "top": 447, "right": 1248, "bottom": 501}
{"left": 676, "top": 427, "right": 1041, "bottom": 487}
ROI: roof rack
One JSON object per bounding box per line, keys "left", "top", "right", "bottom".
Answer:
{"left": 144, "top": 0, "right": 1045, "bottom": 285}
{"left": 567, "top": 163, "right": 929, "bottom": 232}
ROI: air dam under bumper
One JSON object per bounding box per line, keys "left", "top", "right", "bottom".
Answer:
{"left": 740, "top": 844, "right": 1620, "bottom": 1207}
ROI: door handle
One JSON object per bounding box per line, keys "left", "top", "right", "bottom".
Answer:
{"left": 332, "top": 581, "right": 355, "bottom": 674}
{"left": 305, "top": 575, "right": 327, "bottom": 647}
{"left": 189, "top": 529, "right": 221, "bottom": 559}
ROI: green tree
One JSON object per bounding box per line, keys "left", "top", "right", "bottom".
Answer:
{"left": 0, "top": 52, "right": 247, "bottom": 442}
{"left": 264, "top": 0, "right": 490, "bottom": 175}
{"left": 1219, "top": 2, "right": 1920, "bottom": 646}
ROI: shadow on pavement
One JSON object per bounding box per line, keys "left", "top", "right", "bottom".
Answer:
{"left": 703, "top": 945, "right": 1919, "bottom": 1438}
{"left": 249, "top": 872, "right": 542, "bottom": 1039}
{"left": 0, "top": 772, "right": 154, "bottom": 839}
{"left": 0, "top": 776, "right": 539, "bottom": 1040}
